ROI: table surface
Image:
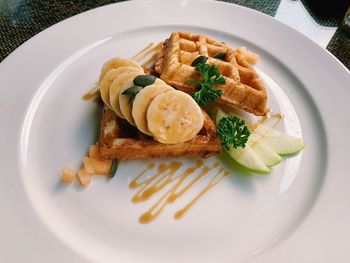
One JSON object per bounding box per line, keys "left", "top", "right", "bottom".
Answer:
{"left": 0, "top": 0, "right": 349, "bottom": 69}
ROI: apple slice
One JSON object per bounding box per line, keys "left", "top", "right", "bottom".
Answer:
{"left": 215, "top": 108, "right": 270, "bottom": 173}
{"left": 226, "top": 145, "right": 270, "bottom": 173}
{"left": 215, "top": 108, "right": 304, "bottom": 173}
{"left": 254, "top": 125, "right": 304, "bottom": 155}
{"left": 250, "top": 137, "right": 282, "bottom": 167}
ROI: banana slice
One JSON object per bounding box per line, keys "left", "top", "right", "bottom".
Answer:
{"left": 109, "top": 71, "right": 143, "bottom": 119}
{"left": 119, "top": 85, "right": 143, "bottom": 125}
{"left": 147, "top": 90, "right": 204, "bottom": 144}
{"left": 98, "top": 58, "right": 143, "bottom": 83}
{"left": 100, "top": 67, "right": 143, "bottom": 108}
{"left": 154, "top": 78, "right": 166, "bottom": 85}
{"left": 132, "top": 84, "right": 174, "bottom": 136}
{"left": 117, "top": 72, "right": 157, "bottom": 124}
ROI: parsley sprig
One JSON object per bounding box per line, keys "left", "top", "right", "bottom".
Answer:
{"left": 217, "top": 116, "right": 250, "bottom": 151}
{"left": 188, "top": 62, "right": 225, "bottom": 106}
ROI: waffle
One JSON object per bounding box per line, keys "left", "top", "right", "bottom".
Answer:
{"left": 155, "top": 32, "right": 268, "bottom": 116}
{"left": 98, "top": 106, "right": 221, "bottom": 160}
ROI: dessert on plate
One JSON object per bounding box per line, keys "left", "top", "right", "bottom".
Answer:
{"left": 61, "top": 31, "right": 304, "bottom": 223}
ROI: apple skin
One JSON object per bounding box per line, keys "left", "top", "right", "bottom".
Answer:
{"left": 250, "top": 138, "right": 282, "bottom": 167}
{"left": 215, "top": 109, "right": 270, "bottom": 173}
{"left": 226, "top": 144, "right": 270, "bottom": 173}
{"left": 253, "top": 125, "right": 305, "bottom": 155}
{"left": 215, "top": 108, "right": 304, "bottom": 173}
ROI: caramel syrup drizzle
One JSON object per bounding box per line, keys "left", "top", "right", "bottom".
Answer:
{"left": 250, "top": 112, "right": 284, "bottom": 133}
{"left": 175, "top": 169, "right": 229, "bottom": 219}
{"left": 131, "top": 41, "right": 163, "bottom": 63}
{"left": 82, "top": 83, "right": 99, "bottom": 101}
{"left": 83, "top": 42, "right": 163, "bottom": 101}
{"left": 142, "top": 52, "right": 159, "bottom": 67}
{"left": 249, "top": 113, "right": 284, "bottom": 147}
{"left": 129, "top": 160, "right": 229, "bottom": 224}
{"left": 232, "top": 112, "right": 284, "bottom": 160}
{"left": 131, "top": 43, "right": 154, "bottom": 61}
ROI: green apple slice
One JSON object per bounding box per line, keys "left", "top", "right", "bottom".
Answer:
{"left": 254, "top": 125, "right": 305, "bottom": 155}
{"left": 250, "top": 137, "right": 282, "bottom": 167}
{"left": 215, "top": 108, "right": 304, "bottom": 173}
{"left": 227, "top": 145, "right": 270, "bottom": 173}
{"left": 216, "top": 108, "right": 270, "bottom": 173}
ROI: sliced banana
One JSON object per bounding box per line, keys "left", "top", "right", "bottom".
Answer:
{"left": 109, "top": 71, "right": 143, "bottom": 119}
{"left": 147, "top": 90, "right": 204, "bottom": 144}
{"left": 117, "top": 73, "right": 159, "bottom": 125}
{"left": 98, "top": 58, "right": 143, "bottom": 83}
{"left": 154, "top": 78, "right": 166, "bottom": 85}
{"left": 132, "top": 84, "right": 174, "bottom": 136}
{"left": 100, "top": 67, "right": 143, "bottom": 108}
{"left": 119, "top": 87, "right": 141, "bottom": 125}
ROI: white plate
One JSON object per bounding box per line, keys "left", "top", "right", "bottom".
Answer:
{"left": 1, "top": 0, "right": 349, "bottom": 262}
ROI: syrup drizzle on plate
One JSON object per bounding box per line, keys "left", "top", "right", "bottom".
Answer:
{"left": 129, "top": 160, "right": 229, "bottom": 223}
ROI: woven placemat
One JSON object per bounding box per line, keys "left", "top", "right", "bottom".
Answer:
{"left": 0, "top": 0, "right": 348, "bottom": 70}
{"left": 0, "top": 0, "right": 122, "bottom": 62}
{"left": 0, "top": 0, "right": 280, "bottom": 63}
{"left": 326, "top": 27, "right": 350, "bottom": 69}
{"left": 219, "top": 0, "right": 281, "bottom": 16}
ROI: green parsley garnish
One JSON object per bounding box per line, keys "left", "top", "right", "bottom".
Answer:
{"left": 188, "top": 62, "right": 225, "bottom": 106}
{"left": 217, "top": 116, "right": 250, "bottom": 151}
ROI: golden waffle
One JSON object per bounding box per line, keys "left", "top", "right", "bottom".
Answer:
{"left": 99, "top": 106, "right": 221, "bottom": 160}
{"left": 155, "top": 32, "right": 268, "bottom": 116}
